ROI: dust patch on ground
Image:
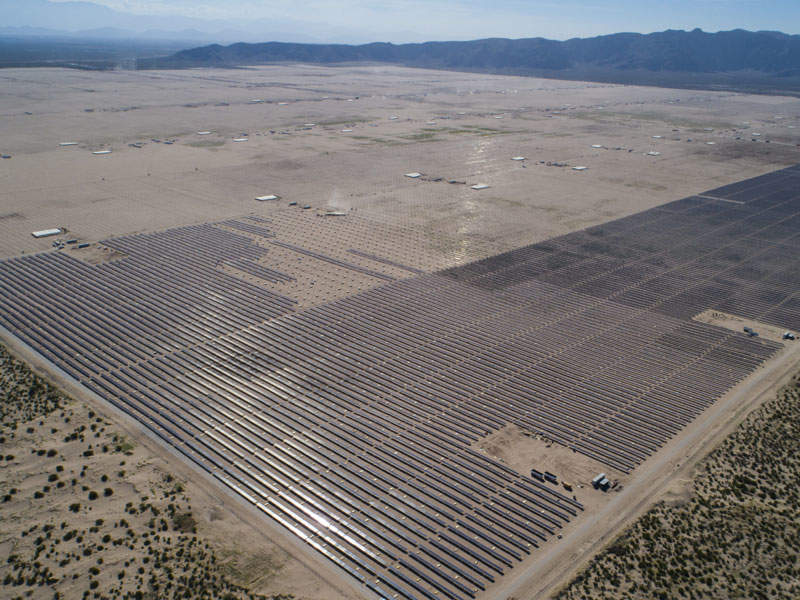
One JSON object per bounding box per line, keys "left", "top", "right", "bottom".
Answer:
{"left": 1, "top": 64, "right": 798, "bottom": 265}
{"left": 68, "top": 243, "right": 128, "bottom": 265}
{"left": 186, "top": 139, "right": 226, "bottom": 149}
{"left": 694, "top": 309, "right": 797, "bottom": 344}
{"left": 472, "top": 424, "right": 616, "bottom": 491}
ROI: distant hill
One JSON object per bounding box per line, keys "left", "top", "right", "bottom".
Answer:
{"left": 0, "top": 0, "right": 387, "bottom": 45}
{"left": 139, "top": 29, "right": 800, "bottom": 95}
{"left": 0, "top": 35, "right": 200, "bottom": 70}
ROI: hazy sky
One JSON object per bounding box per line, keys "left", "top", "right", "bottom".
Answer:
{"left": 50, "top": 0, "right": 800, "bottom": 41}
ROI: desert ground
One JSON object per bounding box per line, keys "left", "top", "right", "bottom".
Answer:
{"left": 1, "top": 64, "right": 800, "bottom": 600}
{"left": 0, "top": 64, "right": 798, "bottom": 270}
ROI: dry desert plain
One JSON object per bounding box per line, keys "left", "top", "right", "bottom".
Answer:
{"left": 1, "top": 64, "right": 799, "bottom": 270}
{"left": 1, "top": 63, "right": 800, "bottom": 600}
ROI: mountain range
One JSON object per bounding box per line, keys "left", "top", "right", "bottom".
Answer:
{"left": 2, "top": 1, "right": 799, "bottom": 95}
{"left": 137, "top": 29, "right": 800, "bottom": 95}
{"left": 146, "top": 29, "right": 800, "bottom": 75}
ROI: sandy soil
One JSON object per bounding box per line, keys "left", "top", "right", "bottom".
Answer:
{"left": 694, "top": 309, "right": 798, "bottom": 344}
{"left": 0, "top": 65, "right": 798, "bottom": 269}
{"left": 213, "top": 209, "right": 444, "bottom": 308}
{"left": 473, "top": 424, "right": 617, "bottom": 495}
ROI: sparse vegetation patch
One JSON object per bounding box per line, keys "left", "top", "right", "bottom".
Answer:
{"left": 557, "top": 375, "right": 800, "bottom": 600}
{"left": 0, "top": 344, "right": 295, "bottom": 600}
{"left": 0, "top": 345, "right": 65, "bottom": 425}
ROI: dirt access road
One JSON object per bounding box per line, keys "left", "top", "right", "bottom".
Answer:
{"left": 492, "top": 338, "right": 800, "bottom": 600}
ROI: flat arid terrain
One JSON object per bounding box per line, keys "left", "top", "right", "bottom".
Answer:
{"left": 0, "top": 64, "right": 799, "bottom": 600}
{"left": 1, "top": 65, "right": 798, "bottom": 266}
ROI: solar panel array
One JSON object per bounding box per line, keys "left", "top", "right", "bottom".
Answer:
{"left": 1, "top": 164, "right": 798, "bottom": 599}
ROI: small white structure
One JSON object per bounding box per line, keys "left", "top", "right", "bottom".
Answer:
{"left": 32, "top": 228, "right": 62, "bottom": 238}
{"left": 647, "top": 151, "right": 661, "bottom": 156}
{"left": 92, "top": 150, "right": 111, "bottom": 155}
{"left": 405, "top": 172, "right": 422, "bottom": 179}
{"left": 471, "top": 184, "right": 490, "bottom": 190}
{"left": 255, "top": 195, "right": 280, "bottom": 202}
{"left": 341, "top": 129, "right": 353, "bottom": 133}
{"left": 233, "top": 138, "right": 249, "bottom": 142}
{"left": 572, "top": 166, "right": 588, "bottom": 171}
{"left": 494, "top": 115, "right": 504, "bottom": 119}
{"left": 278, "top": 102, "right": 289, "bottom": 105}
{"left": 250, "top": 99, "right": 264, "bottom": 103}
{"left": 304, "top": 123, "right": 316, "bottom": 127}
{"left": 197, "top": 131, "right": 212, "bottom": 135}
{"left": 652, "top": 135, "right": 663, "bottom": 139}
{"left": 389, "top": 115, "right": 399, "bottom": 120}
{"left": 511, "top": 156, "right": 526, "bottom": 161}
{"left": 706, "top": 141, "right": 716, "bottom": 145}
{"left": 591, "top": 144, "right": 603, "bottom": 149}
{"left": 59, "top": 142, "right": 78, "bottom": 147}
